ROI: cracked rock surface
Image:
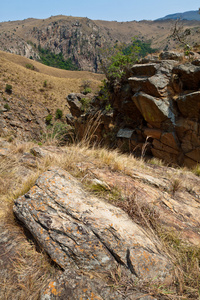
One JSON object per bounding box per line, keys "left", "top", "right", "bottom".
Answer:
{"left": 14, "top": 167, "right": 173, "bottom": 298}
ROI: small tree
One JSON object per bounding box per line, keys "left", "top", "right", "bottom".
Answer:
{"left": 5, "top": 84, "right": 12, "bottom": 94}
{"left": 171, "top": 19, "right": 191, "bottom": 51}
{"left": 100, "top": 39, "right": 141, "bottom": 81}
{"left": 55, "top": 109, "right": 63, "bottom": 119}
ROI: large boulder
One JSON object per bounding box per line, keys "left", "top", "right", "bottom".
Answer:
{"left": 176, "top": 91, "right": 200, "bottom": 118}
{"left": 66, "top": 93, "right": 83, "bottom": 117}
{"left": 172, "top": 63, "right": 200, "bottom": 90}
{"left": 14, "top": 168, "right": 173, "bottom": 290}
{"left": 132, "top": 92, "right": 175, "bottom": 129}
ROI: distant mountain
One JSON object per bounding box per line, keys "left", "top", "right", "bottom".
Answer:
{"left": 1, "top": 15, "right": 200, "bottom": 72}
{"left": 156, "top": 10, "right": 200, "bottom": 21}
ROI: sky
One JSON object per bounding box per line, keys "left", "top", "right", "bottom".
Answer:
{"left": 0, "top": 0, "right": 199, "bottom": 23}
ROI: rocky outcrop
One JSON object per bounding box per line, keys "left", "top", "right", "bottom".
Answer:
{"left": 14, "top": 167, "right": 173, "bottom": 298}
{"left": 71, "top": 53, "right": 200, "bottom": 167}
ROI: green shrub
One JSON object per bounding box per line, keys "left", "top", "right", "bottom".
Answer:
{"left": 45, "top": 114, "right": 53, "bottom": 125}
{"left": 25, "top": 63, "right": 35, "bottom": 70}
{"left": 43, "top": 122, "right": 74, "bottom": 145}
{"left": 83, "top": 87, "right": 92, "bottom": 95}
{"left": 4, "top": 103, "right": 10, "bottom": 110}
{"left": 105, "top": 104, "right": 112, "bottom": 112}
{"left": 79, "top": 98, "right": 91, "bottom": 112}
{"left": 5, "top": 84, "right": 12, "bottom": 94}
{"left": 43, "top": 80, "right": 47, "bottom": 88}
{"left": 55, "top": 109, "right": 63, "bottom": 119}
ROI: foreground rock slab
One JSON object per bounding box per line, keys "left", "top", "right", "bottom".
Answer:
{"left": 14, "top": 168, "right": 173, "bottom": 297}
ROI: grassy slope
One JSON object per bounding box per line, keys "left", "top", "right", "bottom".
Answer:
{"left": 0, "top": 51, "right": 104, "bottom": 114}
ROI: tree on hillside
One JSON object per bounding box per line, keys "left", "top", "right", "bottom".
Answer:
{"left": 99, "top": 39, "right": 141, "bottom": 81}
{"left": 171, "top": 19, "right": 191, "bottom": 51}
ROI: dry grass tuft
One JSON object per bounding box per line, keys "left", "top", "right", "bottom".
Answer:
{"left": 158, "top": 228, "right": 200, "bottom": 299}
{"left": 0, "top": 224, "right": 58, "bottom": 300}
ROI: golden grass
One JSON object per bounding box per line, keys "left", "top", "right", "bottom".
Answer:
{"left": 0, "top": 51, "right": 104, "bottom": 116}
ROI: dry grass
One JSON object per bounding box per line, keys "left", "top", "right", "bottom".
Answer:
{"left": 0, "top": 223, "right": 58, "bottom": 300}
{"left": 0, "top": 50, "right": 104, "bottom": 116}
{"left": 0, "top": 138, "right": 200, "bottom": 299}
{"left": 158, "top": 228, "right": 200, "bottom": 299}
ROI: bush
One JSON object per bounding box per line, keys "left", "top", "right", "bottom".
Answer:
{"left": 80, "top": 80, "right": 91, "bottom": 90}
{"left": 25, "top": 63, "right": 35, "bottom": 70}
{"left": 5, "top": 84, "right": 12, "bottom": 94}
{"left": 4, "top": 103, "right": 10, "bottom": 110}
{"left": 55, "top": 109, "right": 63, "bottom": 119}
{"left": 42, "top": 122, "right": 74, "bottom": 145}
{"left": 43, "top": 80, "right": 47, "bottom": 88}
{"left": 100, "top": 39, "right": 156, "bottom": 81}
{"left": 83, "top": 87, "right": 92, "bottom": 95}
{"left": 45, "top": 114, "right": 53, "bottom": 125}
{"left": 79, "top": 98, "right": 91, "bottom": 112}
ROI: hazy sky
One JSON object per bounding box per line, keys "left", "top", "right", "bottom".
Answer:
{"left": 0, "top": 0, "right": 199, "bottom": 23}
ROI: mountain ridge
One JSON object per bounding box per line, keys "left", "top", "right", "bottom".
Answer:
{"left": 1, "top": 15, "right": 200, "bottom": 72}
{"left": 157, "top": 10, "right": 200, "bottom": 21}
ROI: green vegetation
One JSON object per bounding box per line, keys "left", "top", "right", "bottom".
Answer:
{"left": 100, "top": 39, "right": 156, "bottom": 80}
{"left": 4, "top": 103, "right": 10, "bottom": 110}
{"left": 83, "top": 87, "right": 92, "bottom": 95}
{"left": 123, "top": 39, "right": 156, "bottom": 57}
{"left": 42, "top": 122, "right": 74, "bottom": 145}
{"left": 38, "top": 45, "right": 79, "bottom": 71}
{"left": 55, "top": 108, "right": 63, "bottom": 120}
{"left": 45, "top": 114, "right": 53, "bottom": 125}
{"left": 25, "top": 63, "right": 35, "bottom": 70}
{"left": 5, "top": 84, "right": 12, "bottom": 94}
{"left": 79, "top": 97, "right": 91, "bottom": 112}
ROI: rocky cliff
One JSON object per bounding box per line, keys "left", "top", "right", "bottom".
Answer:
{"left": 66, "top": 51, "right": 200, "bottom": 168}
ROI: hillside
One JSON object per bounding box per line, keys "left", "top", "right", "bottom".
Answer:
{"left": 157, "top": 10, "right": 200, "bottom": 21}
{"left": 0, "top": 51, "right": 104, "bottom": 140}
{"left": 1, "top": 15, "right": 200, "bottom": 72}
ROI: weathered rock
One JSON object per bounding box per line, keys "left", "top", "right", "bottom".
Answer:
{"left": 160, "top": 132, "right": 180, "bottom": 151}
{"left": 41, "top": 268, "right": 158, "bottom": 300}
{"left": 132, "top": 92, "right": 175, "bottom": 129}
{"left": 143, "top": 128, "right": 162, "bottom": 140}
{"left": 14, "top": 168, "right": 173, "bottom": 286}
{"left": 152, "top": 139, "right": 179, "bottom": 155}
{"left": 159, "top": 51, "right": 184, "bottom": 61}
{"left": 173, "top": 63, "right": 200, "bottom": 90}
{"left": 176, "top": 91, "right": 200, "bottom": 118}
{"left": 151, "top": 148, "right": 179, "bottom": 165}
{"left": 131, "top": 64, "right": 158, "bottom": 77}
{"left": 66, "top": 93, "right": 83, "bottom": 117}
{"left": 117, "top": 128, "right": 135, "bottom": 139}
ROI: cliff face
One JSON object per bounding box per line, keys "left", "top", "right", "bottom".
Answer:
{"left": 0, "top": 15, "right": 200, "bottom": 72}
{"left": 28, "top": 18, "right": 105, "bottom": 72}
{"left": 66, "top": 51, "right": 200, "bottom": 168}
